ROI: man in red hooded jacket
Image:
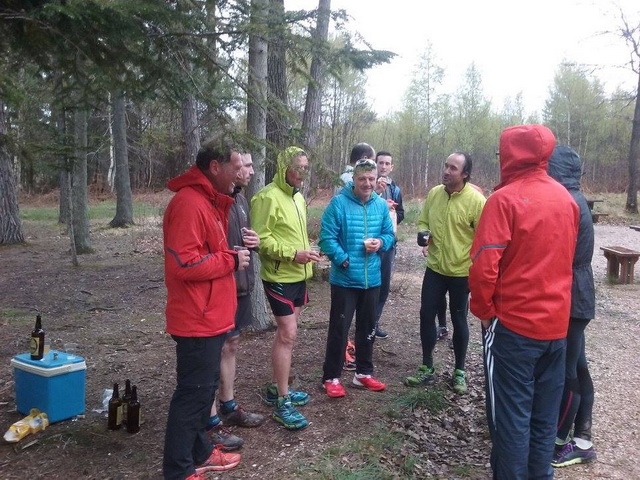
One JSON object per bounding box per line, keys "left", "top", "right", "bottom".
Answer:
{"left": 162, "top": 138, "right": 250, "bottom": 480}
{"left": 469, "top": 124, "right": 579, "bottom": 480}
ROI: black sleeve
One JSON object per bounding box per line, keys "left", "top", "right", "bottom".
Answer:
{"left": 394, "top": 187, "right": 405, "bottom": 225}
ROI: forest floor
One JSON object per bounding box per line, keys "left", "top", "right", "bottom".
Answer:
{"left": 0, "top": 192, "right": 639, "bottom": 480}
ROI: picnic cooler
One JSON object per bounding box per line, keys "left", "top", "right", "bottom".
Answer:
{"left": 11, "top": 352, "right": 86, "bottom": 423}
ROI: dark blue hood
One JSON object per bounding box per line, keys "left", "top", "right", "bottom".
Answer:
{"left": 547, "top": 145, "right": 582, "bottom": 190}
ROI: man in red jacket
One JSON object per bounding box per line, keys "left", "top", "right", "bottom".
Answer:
{"left": 162, "top": 138, "right": 250, "bottom": 480}
{"left": 469, "top": 125, "right": 579, "bottom": 479}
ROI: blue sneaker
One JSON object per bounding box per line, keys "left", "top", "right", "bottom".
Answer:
{"left": 273, "top": 396, "right": 308, "bottom": 430}
{"left": 264, "top": 383, "right": 309, "bottom": 406}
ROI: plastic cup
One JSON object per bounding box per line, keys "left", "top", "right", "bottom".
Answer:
{"left": 363, "top": 238, "right": 375, "bottom": 252}
{"left": 64, "top": 343, "right": 78, "bottom": 359}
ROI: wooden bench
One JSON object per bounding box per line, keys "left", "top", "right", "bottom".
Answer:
{"left": 586, "top": 198, "right": 603, "bottom": 211}
{"left": 591, "top": 213, "right": 609, "bottom": 223}
{"left": 631, "top": 225, "right": 640, "bottom": 232}
{"left": 601, "top": 246, "right": 640, "bottom": 284}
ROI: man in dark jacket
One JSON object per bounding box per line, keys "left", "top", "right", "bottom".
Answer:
{"left": 163, "top": 139, "right": 249, "bottom": 479}
{"left": 548, "top": 145, "right": 597, "bottom": 468}
{"left": 372, "top": 151, "right": 405, "bottom": 339}
{"left": 207, "top": 152, "right": 266, "bottom": 450}
{"left": 469, "top": 125, "right": 579, "bottom": 479}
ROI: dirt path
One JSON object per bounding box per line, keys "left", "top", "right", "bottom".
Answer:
{"left": 0, "top": 215, "right": 638, "bottom": 479}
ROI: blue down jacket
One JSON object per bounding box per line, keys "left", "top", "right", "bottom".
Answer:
{"left": 319, "top": 182, "right": 395, "bottom": 289}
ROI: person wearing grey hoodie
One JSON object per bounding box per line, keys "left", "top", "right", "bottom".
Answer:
{"left": 547, "top": 145, "right": 597, "bottom": 468}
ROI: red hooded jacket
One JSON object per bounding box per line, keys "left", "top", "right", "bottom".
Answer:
{"left": 469, "top": 125, "right": 579, "bottom": 340}
{"left": 163, "top": 165, "right": 237, "bottom": 337}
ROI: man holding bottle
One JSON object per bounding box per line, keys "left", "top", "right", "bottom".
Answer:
{"left": 162, "top": 138, "right": 249, "bottom": 479}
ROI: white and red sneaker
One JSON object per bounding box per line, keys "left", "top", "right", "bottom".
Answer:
{"left": 323, "top": 378, "right": 346, "bottom": 398}
{"left": 352, "top": 374, "right": 386, "bottom": 391}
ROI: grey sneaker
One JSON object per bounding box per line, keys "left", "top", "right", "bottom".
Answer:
{"left": 208, "top": 424, "right": 244, "bottom": 451}
{"left": 437, "top": 326, "right": 449, "bottom": 340}
{"left": 404, "top": 365, "right": 435, "bottom": 387}
{"left": 452, "top": 369, "right": 467, "bottom": 395}
{"left": 220, "top": 405, "right": 266, "bottom": 428}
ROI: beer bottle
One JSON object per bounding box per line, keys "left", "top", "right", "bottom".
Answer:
{"left": 107, "top": 383, "right": 122, "bottom": 430}
{"left": 121, "top": 379, "right": 132, "bottom": 425}
{"left": 126, "top": 385, "right": 141, "bottom": 434}
{"left": 30, "top": 314, "right": 45, "bottom": 360}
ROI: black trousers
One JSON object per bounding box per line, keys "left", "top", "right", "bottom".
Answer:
{"left": 374, "top": 245, "right": 396, "bottom": 327}
{"left": 163, "top": 334, "right": 225, "bottom": 480}
{"left": 322, "top": 285, "right": 380, "bottom": 381}
{"left": 419, "top": 268, "right": 469, "bottom": 370}
{"left": 557, "top": 317, "right": 594, "bottom": 441}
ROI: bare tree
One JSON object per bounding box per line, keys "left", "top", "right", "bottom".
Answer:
{"left": 266, "top": 0, "right": 290, "bottom": 180}
{"left": 109, "top": 92, "right": 134, "bottom": 227}
{"left": 71, "top": 109, "right": 92, "bottom": 254}
{"left": 247, "top": 0, "right": 271, "bottom": 330}
{"left": 181, "top": 94, "right": 200, "bottom": 168}
{"left": 619, "top": 12, "right": 640, "bottom": 213}
{"left": 301, "top": 0, "right": 331, "bottom": 150}
{"left": 0, "top": 100, "right": 25, "bottom": 244}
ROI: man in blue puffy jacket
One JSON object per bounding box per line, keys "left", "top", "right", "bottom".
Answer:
{"left": 319, "top": 158, "right": 395, "bottom": 397}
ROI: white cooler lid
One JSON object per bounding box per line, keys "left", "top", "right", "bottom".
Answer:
{"left": 11, "top": 351, "right": 86, "bottom": 377}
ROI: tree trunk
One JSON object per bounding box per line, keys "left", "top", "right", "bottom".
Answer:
{"left": 266, "top": 0, "right": 289, "bottom": 182}
{"left": 109, "top": 92, "right": 135, "bottom": 227}
{"left": 72, "top": 109, "right": 92, "bottom": 254}
{"left": 301, "top": 0, "right": 331, "bottom": 151}
{"left": 247, "top": 0, "right": 270, "bottom": 330}
{"left": 181, "top": 94, "right": 200, "bottom": 168}
{"left": 625, "top": 70, "right": 640, "bottom": 213}
{"left": 56, "top": 108, "right": 71, "bottom": 225}
{"left": 0, "top": 100, "right": 25, "bottom": 245}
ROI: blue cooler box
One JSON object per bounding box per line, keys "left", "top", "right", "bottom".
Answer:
{"left": 11, "top": 351, "right": 86, "bottom": 423}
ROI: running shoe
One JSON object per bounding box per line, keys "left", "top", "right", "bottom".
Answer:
{"left": 451, "top": 369, "right": 467, "bottom": 395}
{"left": 323, "top": 378, "right": 346, "bottom": 398}
{"left": 352, "top": 374, "right": 386, "bottom": 391}
{"left": 272, "top": 396, "right": 309, "bottom": 430}
{"left": 551, "top": 441, "right": 597, "bottom": 467}
{"left": 437, "top": 326, "right": 449, "bottom": 340}
{"left": 343, "top": 360, "right": 356, "bottom": 371}
{"left": 263, "top": 382, "right": 310, "bottom": 406}
{"left": 208, "top": 424, "right": 243, "bottom": 451}
{"left": 404, "top": 365, "right": 436, "bottom": 387}
{"left": 195, "top": 446, "right": 241, "bottom": 473}
{"left": 375, "top": 328, "right": 388, "bottom": 339}
{"left": 220, "top": 404, "right": 266, "bottom": 428}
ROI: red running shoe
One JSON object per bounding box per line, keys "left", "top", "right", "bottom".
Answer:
{"left": 195, "top": 446, "right": 241, "bottom": 473}
{"left": 345, "top": 340, "right": 356, "bottom": 364}
{"left": 323, "top": 378, "right": 346, "bottom": 398}
{"left": 352, "top": 375, "right": 386, "bottom": 391}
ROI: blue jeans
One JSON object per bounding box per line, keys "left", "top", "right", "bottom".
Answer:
{"left": 163, "top": 335, "right": 225, "bottom": 480}
{"left": 483, "top": 319, "right": 566, "bottom": 480}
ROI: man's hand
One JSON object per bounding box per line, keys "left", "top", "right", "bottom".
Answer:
{"left": 422, "top": 245, "right": 429, "bottom": 257}
{"left": 364, "top": 238, "right": 382, "bottom": 253}
{"left": 386, "top": 198, "right": 397, "bottom": 211}
{"left": 241, "top": 227, "right": 260, "bottom": 249}
{"left": 375, "top": 176, "right": 389, "bottom": 195}
{"left": 235, "top": 248, "right": 251, "bottom": 271}
{"left": 294, "top": 250, "right": 321, "bottom": 264}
